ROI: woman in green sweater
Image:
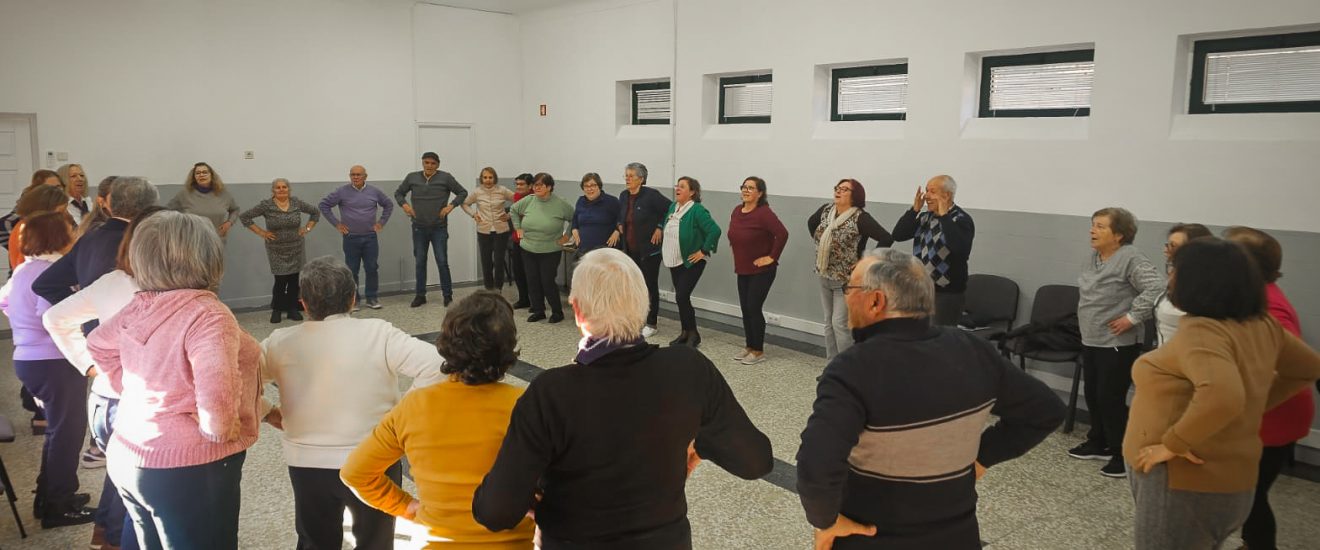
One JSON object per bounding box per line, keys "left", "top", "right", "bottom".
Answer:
{"left": 510, "top": 172, "right": 574, "bottom": 323}
{"left": 660, "top": 176, "right": 720, "bottom": 348}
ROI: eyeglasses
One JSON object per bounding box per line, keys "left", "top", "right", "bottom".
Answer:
{"left": 841, "top": 284, "right": 872, "bottom": 295}
{"left": 739, "top": 185, "right": 757, "bottom": 191}
{"left": 834, "top": 185, "right": 851, "bottom": 192}
{"left": 532, "top": 182, "right": 549, "bottom": 188}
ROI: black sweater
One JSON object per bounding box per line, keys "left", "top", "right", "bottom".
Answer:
{"left": 891, "top": 206, "right": 975, "bottom": 293}
{"left": 33, "top": 218, "right": 129, "bottom": 305}
{"left": 473, "top": 344, "right": 773, "bottom": 549}
{"left": 797, "top": 318, "right": 1064, "bottom": 549}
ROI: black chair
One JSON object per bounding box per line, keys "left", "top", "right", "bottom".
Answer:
{"left": 0, "top": 413, "right": 27, "bottom": 538}
{"left": 959, "top": 274, "right": 1020, "bottom": 346}
{"left": 1003, "top": 285, "right": 1083, "bottom": 433}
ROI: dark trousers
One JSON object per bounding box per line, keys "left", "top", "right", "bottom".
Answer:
{"left": 412, "top": 224, "right": 452, "bottom": 298}
{"left": 629, "top": 251, "right": 662, "bottom": 327}
{"left": 90, "top": 393, "right": 137, "bottom": 549}
{"left": 288, "top": 464, "right": 401, "bottom": 550}
{"left": 933, "top": 291, "right": 965, "bottom": 327}
{"left": 14, "top": 358, "right": 87, "bottom": 509}
{"left": 1081, "top": 345, "right": 1141, "bottom": 452}
{"left": 510, "top": 241, "right": 529, "bottom": 304}
{"left": 113, "top": 451, "right": 246, "bottom": 550}
{"left": 1241, "top": 442, "right": 1294, "bottom": 550}
{"left": 670, "top": 260, "right": 707, "bottom": 332}
{"left": 523, "top": 249, "right": 563, "bottom": 316}
{"left": 272, "top": 272, "right": 300, "bottom": 312}
{"left": 737, "top": 268, "right": 777, "bottom": 351}
{"left": 477, "top": 231, "right": 511, "bottom": 290}
{"left": 343, "top": 233, "right": 380, "bottom": 301}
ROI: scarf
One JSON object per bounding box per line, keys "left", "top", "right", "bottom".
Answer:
{"left": 816, "top": 205, "right": 858, "bottom": 274}
{"left": 575, "top": 334, "right": 646, "bottom": 365}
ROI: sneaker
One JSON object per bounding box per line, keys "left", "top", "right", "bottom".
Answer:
{"left": 1067, "top": 441, "right": 1112, "bottom": 461}
{"left": 80, "top": 447, "right": 106, "bottom": 469}
{"left": 641, "top": 325, "right": 658, "bottom": 338}
{"left": 351, "top": 304, "right": 361, "bottom": 313}
{"left": 733, "top": 349, "right": 751, "bottom": 361}
{"left": 366, "top": 299, "right": 383, "bottom": 309}
{"left": 1100, "top": 456, "right": 1127, "bottom": 478}
{"left": 411, "top": 295, "right": 427, "bottom": 308}
{"left": 741, "top": 353, "right": 767, "bottom": 365}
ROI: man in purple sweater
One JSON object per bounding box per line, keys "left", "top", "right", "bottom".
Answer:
{"left": 319, "top": 165, "right": 393, "bottom": 309}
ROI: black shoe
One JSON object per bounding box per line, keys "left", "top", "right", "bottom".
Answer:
{"left": 443, "top": 295, "right": 453, "bottom": 307}
{"left": 410, "top": 295, "right": 427, "bottom": 308}
{"left": 548, "top": 313, "right": 564, "bottom": 324}
{"left": 669, "top": 331, "right": 690, "bottom": 347}
{"left": 270, "top": 310, "right": 282, "bottom": 324}
{"left": 1067, "top": 440, "right": 1112, "bottom": 461}
{"left": 34, "top": 493, "right": 91, "bottom": 521}
{"left": 512, "top": 300, "right": 530, "bottom": 310}
{"left": 688, "top": 332, "right": 702, "bottom": 349}
{"left": 287, "top": 309, "right": 303, "bottom": 321}
{"left": 41, "top": 505, "right": 96, "bottom": 529}
{"left": 527, "top": 313, "right": 546, "bottom": 322}
{"left": 1100, "top": 456, "right": 1127, "bottom": 479}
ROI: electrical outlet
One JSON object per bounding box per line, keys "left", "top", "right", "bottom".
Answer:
{"left": 56, "top": 151, "right": 69, "bottom": 162}
{"left": 765, "top": 313, "right": 781, "bottom": 326}
{"left": 243, "top": 150, "right": 255, "bottom": 160}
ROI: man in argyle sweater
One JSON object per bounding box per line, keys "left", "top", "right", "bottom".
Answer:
{"left": 892, "top": 175, "right": 975, "bottom": 326}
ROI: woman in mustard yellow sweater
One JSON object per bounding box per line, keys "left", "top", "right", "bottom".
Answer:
{"left": 341, "top": 292, "right": 535, "bottom": 548}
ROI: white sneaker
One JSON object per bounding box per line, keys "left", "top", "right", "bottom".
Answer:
{"left": 641, "top": 325, "right": 658, "bottom": 338}
{"left": 741, "top": 353, "right": 767, "bottom": 365}
{"left": 733, "top": 349, "right": 751, "bottom": 361}
{"left": 366, "top": 299, "right": 383, "bottom": 309}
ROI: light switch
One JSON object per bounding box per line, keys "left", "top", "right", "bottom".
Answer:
{"left": 56, "top": 151, "right": 68, "bottom": 162}
{"left": 244, "top": 150, "right": 255, "bottom": 160}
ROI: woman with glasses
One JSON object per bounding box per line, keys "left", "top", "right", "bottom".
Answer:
{"left": 1152, "top": 223, "right": 1212, "bottom": 346}
{"left": 727, "top": 177, "right": 788, "bottom": 365}
{"left": 570, "top": 173, "right": 621, "bottom": 257}
{"left": 510, "top": 173, "right": 573, "bottom": 324}
{"left": 808, "top": 179, "right": 893, "bottom": 359}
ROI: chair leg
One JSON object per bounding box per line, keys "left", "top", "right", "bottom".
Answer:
{"left": 0, "top": 455, "right": 26, "bottom": 538}
{"left": 1064, "top": 359, "right": 1082, "bottom": 434}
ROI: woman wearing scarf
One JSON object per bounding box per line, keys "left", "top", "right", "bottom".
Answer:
{"left": 808, "top": 179, "right": 894, "bottom": 359}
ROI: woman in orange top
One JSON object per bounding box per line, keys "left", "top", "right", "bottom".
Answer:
{"left": 10, "top": 181, "right": 71, "bottom": 271}
{"left": 341, "top": 291, "right": 535, "bottom": 549}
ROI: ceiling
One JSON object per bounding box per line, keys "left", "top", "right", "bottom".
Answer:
{"left": 413, "top": 0, "right": 595, "bottom": 14}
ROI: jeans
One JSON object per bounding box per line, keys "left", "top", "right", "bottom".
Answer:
{"left": 629, "top": 252, "right": 662, "bottom": 327}
{"left": 112, "top": 451, "right": 246, "bottom": 550}
{"left": 342, "top": 233, "right": 380, "bottom": 301}
{"left": 477, "top": 231, "right": 510, "bottom": 290}
{"left": 90, "top": 393, "right": 137, "bottom": 549}
{"left": 510, "top": 241, "right": 529, "bottom": 304}
{"left": 1081, "top": 345, "right": 1141, "bottom": 452}
{"left": 670, "top": 261, "right": 707, "bottom": 332}
{"left": 933, "top": 291, "right": 965, "bottom": 327}
{"left": 737, "top": 268, "right": 777, "bottom": 351}
{"left": 412, "top": 224, "right": 452, "bottom": 297}
{"left": 1129, "top": 463, "right": 1252, "bottom": 550}
{"left": 523, "top": 249, "right": 563, "bottom": 317}
{"left": 289, "top": 464, "right": 401, "bottom": 550}
{"left": 272, "top": 272, "right": 300, "bottom": 312}
{"left": 819, "top": 277, "right": 851, "bottom": 359}
{"left": 1242, "top": 442, "right": 1295, "bottom": 550}
{"left": 14, "top": 358, "right": 86, "bottom": 510}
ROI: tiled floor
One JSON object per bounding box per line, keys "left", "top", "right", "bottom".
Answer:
{"left": 1, "top": 287, "right": 1318, "bottom": 549}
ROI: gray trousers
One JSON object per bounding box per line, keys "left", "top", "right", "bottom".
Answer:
{"left": 819, "top": 276, "right": 852, "bottom": 359}
{"left": 1128, "top": 463, "right": 1253, "bottom": 550}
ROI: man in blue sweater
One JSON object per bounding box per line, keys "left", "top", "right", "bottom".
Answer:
{"left": 797, "top": 248, "right": 1064, "bottom": 549}
{"left": 319, "top": 165, "right": 394, "bottom": 310}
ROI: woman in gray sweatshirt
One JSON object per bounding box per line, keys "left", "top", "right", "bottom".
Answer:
{"left": 167, "top": 162, "right": 240, "bottom": 241}
{"left": 1068, "top": 207, "right": 1163, "bottom": 479}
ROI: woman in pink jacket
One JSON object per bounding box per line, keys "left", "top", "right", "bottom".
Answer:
{"left": 88, "top": 211, "right": 263, "bottom": 550}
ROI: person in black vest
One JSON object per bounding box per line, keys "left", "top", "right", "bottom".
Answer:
{"left": 892, "top": 175, "right": 975, "bottom": 326}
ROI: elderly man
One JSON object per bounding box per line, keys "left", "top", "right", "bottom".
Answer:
{"left": 473, "top": 248, "right": 772, "bottom": 549}
{"left": 798, "top": 248, "right": 1064, "bottom": 550}
{"left": 891, "top": 175, "right": 975, "bottom": 326}
{"left": 395, "top": 151, "right": 468, "bottom": 308}
{"left": 260, "top": 256, "right": 445, "bottom": 550}
{"left": 319, "top": 165, "right": 393, "bottom": 310}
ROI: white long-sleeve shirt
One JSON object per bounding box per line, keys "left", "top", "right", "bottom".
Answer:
{"left": 260, "top": 314, "right": 446, "bottom": 469}
{"left": 42, "top": 269, "right": 139, "bottom": 398}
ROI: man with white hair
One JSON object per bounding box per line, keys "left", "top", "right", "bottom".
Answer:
{"left": 798, "top": 248, "right": 1063, "bottom": 549}
{"left": 473, "top": 247, "right": 772, "bottom": 549}
{"left": 892, "top": 175, "right": 975, "bottom": 326}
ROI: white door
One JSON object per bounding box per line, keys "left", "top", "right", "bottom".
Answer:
{"left": 416, "top": 125, "right": 478, "bottom": 285}
{"left": 0, "top": 115, "right": 37, "bottom": 213}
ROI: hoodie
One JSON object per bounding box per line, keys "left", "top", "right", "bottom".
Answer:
{"left": 88, "top": 289, "right": 264, "bottom": 469}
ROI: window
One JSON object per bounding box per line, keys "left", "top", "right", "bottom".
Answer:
{"left": 1189, "top": 30, "right": 1320, "bottom": 114}
{"left": 719, "top": 74, "right": 772, "bottom": 124}
{"left": 979, "top": 49, "right": 1094, "bottom": 117}
{"left": 631, "top": 81, "right": 671, "bottom": 125}
{"left": 831, "top": 64, "right": 909, "bottom": 121}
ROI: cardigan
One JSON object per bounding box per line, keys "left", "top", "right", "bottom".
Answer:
{"left": 1122, "top": 315, "right": 1320, "bottom": 493}
{"left": 618, "top": 186, "right": 672, "bottom": 258}
{"left": 727, "top": 204, "right": 789, "bottom": 275}
{"left": 658, "top": 200, "right": 720, "bottom": 268}
{"left": 892, "top": 206, "right": 976, "bottom": 294}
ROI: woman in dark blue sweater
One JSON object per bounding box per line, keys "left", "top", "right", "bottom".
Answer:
{"left": 570, "top": 173, "right": 622, "bottom": 258}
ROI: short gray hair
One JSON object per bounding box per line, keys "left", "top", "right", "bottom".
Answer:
{"left": 108, "top": 176, "right": 159, "bottom": 219}
{"left": 570, "top": 248, "right": 649, "bottom": 343}
{"left": 934, "top": 174, "right": 957, "bottom": 198}
{"left": 299, "top": 256, "right": 356, "bottom": 320}
{"left": 860, "top": 248, "right": 935, "bottom": 317}
{"left": 129, "top": 211, "right": 224, "bottom": 291}
{"left": 271, "top": 178, "right": 290, "bottom": 188}
{"left": 624, "top": 162, "right": 648, "bottom": 184}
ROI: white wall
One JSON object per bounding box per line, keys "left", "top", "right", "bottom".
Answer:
{"left": 0, "top": 0, "right": 418, "bottom": 185}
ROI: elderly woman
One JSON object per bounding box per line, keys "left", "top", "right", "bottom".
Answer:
{"left": 1069, "top": 207, "right": 1163, "bottom": 478}
{"left": 510, "top": 172, "right": 574, "bottom": 324}
{"left": 1223, "top": 226, "right": 1315, "bottom": 550}
{"left": 87, "top": 211, "right": 262, "bottom": 549}
{"left": 167, "top": 162, "right": 239, "bottom": 240}
{"left": 1152, "top": 223, "right": 1213, "bottom": 346}
{"left": 1124, "top": 238, "right": 1320, "bottom": 550}
{"left": 261, "top": 256, "right": 445, "bottom": 549}
{"left": 473, "top": 248, "right": 772, "bottom": 548}
{"left": 727, "top": 177, "right": 789, "bottom": 365}
{"left": 808, "top": 178, "right": 894, "bottom": 358}
{"left": 239, "top": 178, "right": 321, "bottom": 324}
{"left": 570, "top": 172, "right": 622, "bottom": 256}
{"left": 617, "top": 162, "right": 672, "bottom": 338}
{"left": 76, "top": 176, "right": 117, "bottom": 236}
{"left": 9, "top": 184, "right": 72, "bottom": 271}
{"left": 57, "top": 163, "right": 90, "bottom": 221}
{"left": 462, "top": 167, "right": 516, "bottom": 290}
{"left": 661, "top": 177, "right": 720, "bottom": 348}
{"left": 0, "top": 212, "right": 93, "bottom": 528}
{"left": 342, "top": 291, "right": 535, "bottom": 549}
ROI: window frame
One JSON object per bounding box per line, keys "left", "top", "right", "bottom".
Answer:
{"left": 718, "top": 74, "right": 773, "bottom": 124}
{"left": 1188, "top": 30, "right": 1320, "bottom": 114}
{"left": 631, "top": 80, "right": 671, "bottom": 125}
{"left": 978, "top": 49, "right": 1095, "bottom": 118}
{"left": 830, "top": 64, "right": 909, "bottom": 121}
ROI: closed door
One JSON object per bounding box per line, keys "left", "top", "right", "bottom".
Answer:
{"left": 416, "top": 125, "right": 478, "bottom": 285}
{"left": 0, "top": 115, "right": 37, "bottom": 213}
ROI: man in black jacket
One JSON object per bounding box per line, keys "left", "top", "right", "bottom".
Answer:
{"left": 798, "top": 248, "right": 1064, "bottom": 549}
{"left": 891, "top": 175, "right": 974, "bottom": 326}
